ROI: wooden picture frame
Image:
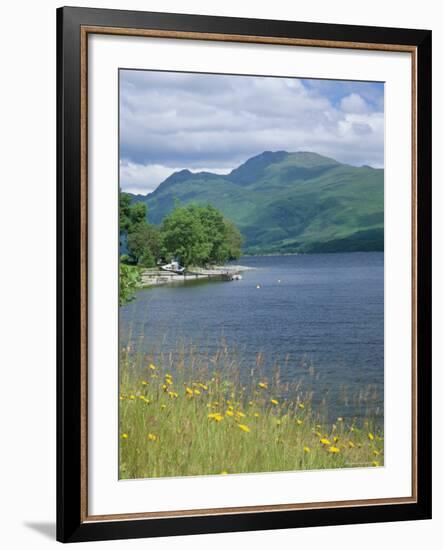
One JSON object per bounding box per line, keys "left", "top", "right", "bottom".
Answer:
{"left": 57, "top": 6, "right": 432, "bottom": 542}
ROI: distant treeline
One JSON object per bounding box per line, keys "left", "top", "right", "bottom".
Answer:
{"left": 120, "top": 191, "right": 243, "bottom": 268}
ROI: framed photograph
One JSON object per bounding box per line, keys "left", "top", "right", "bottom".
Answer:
{"left": 57, "top": 6, "right": 432, "bottom": 543}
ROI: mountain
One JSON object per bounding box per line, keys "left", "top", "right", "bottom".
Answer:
{"left": 129, "top": 151, "right": 384, "bottom": 254}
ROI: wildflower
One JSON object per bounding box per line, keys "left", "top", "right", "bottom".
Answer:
{"left": 333, "top": 436, "right": 339, "bottom": 443}
{"left": 258, "top": 382, "right": 268, "bottom": 390}
{"left": 220, "top": 470, "right": 229, "bottom": 475}
{"left": 129, "top": 395, "right": 135, "bottom": 400}
{"left": 160, "top": 404, "right": 166, "bottom": 409}
{"left": 328, "top": 446, "right": 340, "bottom": 453}
{"left": 271, "top": 399, "right": 279, "bottom": 406}
{"left": 198, "top": 383, "right": 208, "bottom": 390}
{"left": 373, "top": 450, "right": 380, "bottom": 456}
{"left": 348, "top": 441, "right": 355, "bottom": 448}
{"left": 121, "top": 433, "right": 129, "bottom": 439}
{"left": 141, "top": 380, "right": 148, "bottom": 386}
{"left": 119, "top": 395, "right": 125, "bottom": 401}
{"left": 169, "top": 391, "right": 178, "bottom": 399}
{"left": 303, "top": 446, "right": 311, "bottom": 453}
{"left": 227, "top": 405, "right": 234, "bottom": 411}
{"left": 235, "top": 411, "right": 246, "bottom": 418}
{"left": 185, "top": 387, "right": 194, "bottom": 397}
{"left": 194, "top": 389, "right": 201, "bottom": 396}
{"left": 138, "top": 395, "right": 145, "bottom": 400}
{"left": 254, "top": 412, "right": 260, "bottom": 418}
{"left": 372, "top": 461, "right": 380, "bottom": 467}
{"left": 147, "top": 433, "right": 157, "bottom": 441}
{"left": 226, "top": 410, "right": 234, "bottom": 417}
{"left": 368, "top": 432, "right": 375, "bottom": 441}
{"left": 208, "top": 413, "right": 224, "bottom": 422}
{"left": 320, "top": 438, "right": 331, "bottom": 445}
{"left": 165, "top": 373, "right": 173, "bottom": 380}
{"left": 296, "top": 419, "right": 303, "bottom": 426}
{"left": 148, "top": 363, "right": 156, "bottom": 370}
{"left": 314, "top": 431, "right": 322, "bottom": 437}
{"left": 298, "top": 403, "right": 305, "bottom": 410}
{"left": 162, "top": 384, "right": 168, "bottom": 392}
{"left": 165, "top": 378, "right": 173, "bottom": 386}
{"left": 238, "top": 424, "right": 250, "bottom": 433}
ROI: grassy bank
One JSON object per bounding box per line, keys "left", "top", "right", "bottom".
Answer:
{"left": 119, "top": 345, "right": 384, "bottom": 479}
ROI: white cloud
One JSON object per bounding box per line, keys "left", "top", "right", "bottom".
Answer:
{"left": 340, "top": 93, "right": 370, "bottom": 114}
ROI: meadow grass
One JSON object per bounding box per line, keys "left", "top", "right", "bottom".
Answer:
{"left": 119, "top": 344, "right": 384, "bottom": 479}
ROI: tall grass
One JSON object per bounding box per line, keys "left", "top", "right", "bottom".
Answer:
{"left": 119, "top": 342, "right": 384, "bottom": 479}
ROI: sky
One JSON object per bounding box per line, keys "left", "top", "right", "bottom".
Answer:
{"left": 120, "top": 69, "right": 384, "bottom": 195}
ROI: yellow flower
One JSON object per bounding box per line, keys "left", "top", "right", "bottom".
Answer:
{"left": 165, "top": 373, "right": 173, "bottom": 379}
{"left": 119, "top": 395, "right": 125, "bottom": 401}
{"left": 276, "top": 420, "right": 281, "bottom": 426}
{"left": 208, "top": 413, "right": 224, "bottom": 422}
{"left": 121, "top": 433, "right": 129, "bottom": 439}
{"left": 148, "top": 363, "right": 156, "bottom": 370}
{"left": 333, "top": 436, "right": 339, "bottom": 442}
{"left": 147, "top": 433, "right": 157, "bottom": 441}
{"left": 129, "top": 395, "right": 135, "bottom": 400}
{"left": 368, "top": 432, "right": 375, "bottom": 441}
{"left": 254, "top": 412, "right": 260, "bottom": 418}
{"left": 372, "top": 461, "right": 380, "bottom": 467}
{"left": 235, "top": 411, "right": 246, "bottom": 418}
{"left": 141, "top": 380, "right": 148, "bottom": 386}
{"left": 226, "top": 410, "right": 234, "bottom": 417}
{"left": 328, "top": 446, "right": 340, "bottom": 453}
{"left": 238, "top": 424, "right": 250, "bottom": 433}
{"left": 162, "top": 384, "right": 168, "bottom": 392}
{"left": 271, "top": 399, "right": 279, "bottom": 405}
{"left": 303, "top": 446, "right": 311, "bottom": 453}
{"left": 160, "top": 404, "right": 166, "bottom": 409}
{"left": 373, "top": 450, "right": 380, "bottom": 456}
{"left": 169, "top": 391, "right": 178, "bottom": 399}
{"left": 185, "top": 387, "right": 194, "bottom": 397}
{"left": 298, "top": 403, "right": 305, "bottom": 410}
{"left": 138, "top": 395, "right": 145, "bottom": 400}
{"left": 320, "top": 438, "right": 331, "bottom": 445}
{"left": 258, "top": 382, "right": 268, "bottom": 390}
{"left": 194, "top": 389, "right": 201, "bottom": 396}
{"left": 165, "top": 378, "right": 173, "bottom": 386}
{"left": 198, "top": 383, "right": 208, "bottom": 390}
{"left": 296, "top": 419, "right": 303, "bottom": 426}
{"left": 348, "top": 441, "right": 355, "bottom": 448}
{"left": 228, "top": 405, "right": 234, "bottom": 411}
{"left": 220, "top": 470, "right": 228, "bottom": 475}
{"left": 314, "top": 431, "right": 322, "bottom": 437}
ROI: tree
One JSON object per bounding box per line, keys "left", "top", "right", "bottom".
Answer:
{"left": 223, "top": 218, "right": 243, "bottom": 260}
{"left": 119, "top": 263, "right": 141, "bottom": 306}
{"left": 127, "top": 223, "right": 161, "bottom": 266}
{"left": 161, "top": 205, "right": 211, "bottom": 266}
{"left": 161, "top": 203, "right": 243, "bottom": 266}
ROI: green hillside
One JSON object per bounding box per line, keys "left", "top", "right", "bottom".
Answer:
{"left": 129, "top": 151, "right": 384, "bottom": 254}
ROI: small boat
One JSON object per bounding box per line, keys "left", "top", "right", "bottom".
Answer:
{"left": 160, "top": 260, "right": 185, "bottom": 274}
{"left": 230, "top": 274, "right": 242, "bottom": 281}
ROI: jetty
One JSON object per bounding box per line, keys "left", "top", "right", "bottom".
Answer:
{"left": 140, "top": 265, "right": 253, "bottom": 287}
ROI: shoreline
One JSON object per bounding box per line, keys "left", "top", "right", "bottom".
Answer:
{"left": 140, "top": 264, "right": 253, "bottom": 288}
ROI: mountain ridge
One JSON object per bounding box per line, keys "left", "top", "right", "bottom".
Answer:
{"left": 128, "top": 151, "right": 384, "bottom": 254}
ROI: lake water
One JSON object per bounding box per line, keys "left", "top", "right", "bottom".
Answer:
{"left": 120, "top": 252, "right": 384, "bottom": 424}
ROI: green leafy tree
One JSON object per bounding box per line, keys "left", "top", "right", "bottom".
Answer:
{"left": 119, "top": 263, "right": 141, "bottom": 306}
{"left": 127, "top": 223, "right": 161, "bottom": 265}
{"left": 161, "top": 204, "right": 243, "bottom": 266}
